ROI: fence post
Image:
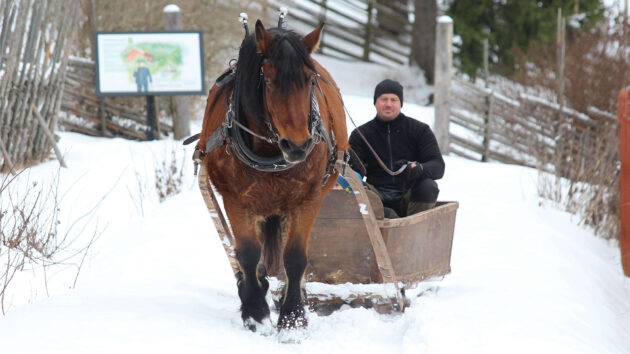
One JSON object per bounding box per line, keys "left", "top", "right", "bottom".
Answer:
{"left": 618, "top": 87, "right": 630, "bottom": 277}
{"left": 164, "top": 4, "right": 191, "bottom": 140}
{"left": 483, "top": 38, "right": 489, "bottom": 87}
{"left": 363, "top": 0, "right": 375, "bottom": 61}
{"left": 434, "top": 16, "right": 452, "bottom": 155}
{"left": 482, "top": 91, "right": 494, "bottom": 162}
{"left": 481, "top": 38, "right": 492, "bottom": 162}
{"left": 319, "top": 0, "right": 328, "bottom": 49}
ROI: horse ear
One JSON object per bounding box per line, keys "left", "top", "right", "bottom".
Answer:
{"left": 255, "top": 20, "right": 273, "bottom": 55}
{"left": 302, "top": 23, "right": 324, "bottom": 54}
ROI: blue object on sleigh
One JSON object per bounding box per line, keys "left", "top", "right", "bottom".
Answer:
{"left": 336, "top": 171, "right": 363, "bottom": 194}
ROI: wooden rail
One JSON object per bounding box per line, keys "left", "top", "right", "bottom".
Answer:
{"left": 278, "top": 0, "right": 411, "bottom": 65}
{"left": 59, "top": 58, "right": 173, "bottom": 140}
{"left": 448, "top": 76, "right": 616, "bottom": 177}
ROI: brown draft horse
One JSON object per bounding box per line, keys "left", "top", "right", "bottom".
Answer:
{"left": 197, "top": 20, "right": 348, "bottom": 330}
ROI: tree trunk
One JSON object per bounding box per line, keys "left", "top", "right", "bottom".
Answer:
{"left": 412, "top": 0, "right": 437, "bottom": 84}
{"left": 164, "top": 5, "right": 191, "bottom": 140}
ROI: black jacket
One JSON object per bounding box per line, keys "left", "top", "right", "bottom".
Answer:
{"left": 349, "top": 113, "right": 445, "bottom": 189}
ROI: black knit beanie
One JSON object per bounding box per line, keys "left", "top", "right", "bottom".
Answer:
{"left": 373, "top": 79, "right": 403, "bottom": 107}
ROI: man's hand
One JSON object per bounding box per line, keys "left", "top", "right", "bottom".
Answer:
{"left": 394, "top": 159, "right": 423, "bottom": 181}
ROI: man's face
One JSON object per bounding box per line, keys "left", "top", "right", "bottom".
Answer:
{"left": 375, "top": 93, "right": 401, "bottom": 121}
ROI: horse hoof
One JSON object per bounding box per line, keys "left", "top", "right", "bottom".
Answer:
{"left": 243, "top": 317, "right": 274, "bottom": 334}
{"left": 277, "top": 307, "right": 307, "bottom": 330}
{"left": 241, "top": 301, "right": 270, "bottom": 324}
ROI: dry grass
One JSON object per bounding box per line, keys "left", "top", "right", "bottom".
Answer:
{"left": 0, "top": 170, "right": 102, "bottom": 314}
{"left": 507, "top": 23, "right": 624, "bottom": 240}
{"left": 155, "top": 147, "right": 185, "bottom": 203}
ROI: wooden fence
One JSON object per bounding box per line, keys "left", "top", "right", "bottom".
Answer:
{"left": 0, "top": 0, "right": 81, "bottom": 172}
{"left": 60, "top": 59, "right": 173, "bottom": 140}
{"left": 448, "top": 75, "right": 618, "bottom": 177}
{"left": 279, "top": 0, "right": 412, "bottom": 65}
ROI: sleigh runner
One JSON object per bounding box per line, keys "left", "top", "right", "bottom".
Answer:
{"left": 198, "top": 162, "right": 458, "bottom": 314}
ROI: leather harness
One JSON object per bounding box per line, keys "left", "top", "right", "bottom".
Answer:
{"left": 186, "top": 61, "right": 341, "bottom": 186}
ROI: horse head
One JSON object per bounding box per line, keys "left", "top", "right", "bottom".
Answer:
{"left": 254, "top": 20, "right": 323, "bottom": 164}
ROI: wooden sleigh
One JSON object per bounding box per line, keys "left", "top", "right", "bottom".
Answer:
{"left": 198, "top": 164, "right": 458, "bottom": 314}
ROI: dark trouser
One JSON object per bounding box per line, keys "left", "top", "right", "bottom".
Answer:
{"left": 370, "top": 178, "right": 439, "bottom": 217}
{"left": 137, "top": 82, "right": 148, "bottom": 92}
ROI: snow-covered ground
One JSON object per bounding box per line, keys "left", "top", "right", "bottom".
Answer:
{"left": 1, "top": 54, "right": 629, "bottom": 353}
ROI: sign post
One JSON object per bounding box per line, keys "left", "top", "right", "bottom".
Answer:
{"left": 146, "top": 96, "right": 157, "bottom": 140}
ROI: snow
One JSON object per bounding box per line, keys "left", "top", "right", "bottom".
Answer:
{"left": 437, "top": 15, "right": 453, "bottom": 24}
{"left": 1, "top": 54, "right": 630, "bottom": 353}
{"left": 163, "top": 4, "right": 180, "bottom": 13}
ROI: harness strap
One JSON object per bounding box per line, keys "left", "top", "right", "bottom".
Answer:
{"left": 186, "top": 63, "right": 343, "bottom": 181}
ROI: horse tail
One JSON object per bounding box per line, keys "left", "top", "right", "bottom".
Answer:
{"left": 261, "top": 215, "right": 283, "bottom": 273}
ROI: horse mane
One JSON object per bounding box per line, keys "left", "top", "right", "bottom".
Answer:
{"left": 236, "top": 28, "right": 316, "bottom": 128}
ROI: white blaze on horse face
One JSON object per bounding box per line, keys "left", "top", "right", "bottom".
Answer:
{"left": 359, "top": 203, "right": 368, "bottom": 215}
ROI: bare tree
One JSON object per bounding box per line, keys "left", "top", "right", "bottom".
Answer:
{"left": 411, "top": 0, "right": 437, "bottom": 84}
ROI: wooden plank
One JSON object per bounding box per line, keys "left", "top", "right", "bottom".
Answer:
{"left": 344, "top": 170, "right": 405, "bottom": 310}
{"left": 486, "top": 149, "right": 538, "bottom": 169}
{"left": 450, "top": 133, "right": 485, "bottom": 155}
{"left": 317, "top": 188, "right": 384, "bottom": 219}
{"left": 287, "top": 0, "right": 410, "bottom": 64}
{"left": 452, "top": 91, "right": 488, "bottom": 114}
{"left": 378, "top": 202, "right": 458, "bottom": 284}
{"left": 520, "top": 94, "right": 597, "bottom": 129}
{"left": 291, "top": 0, "right": 365, "bottom": 27}
{"left": 450, "top": 144, "right": 481, "bottom": 160}
{"left": 308, "top": 218, "right": 375, "bottom": 284}
{"left": 368, "top": 42, "right": 407, "bottom": 65}
{"left": 59, "top": 120, "right": 101, "bottom": 136}
{"left": 198, "top": 164, "right": 240, "bottom": 276}
{"left": 452, "top": 75, "right": 490, "bottom": 96}
{"left": 61, "top": 104, "right": 147, "bottom": 140}
{"left": 450, "top": 109, "right": 486, "bottom": 133}
{"left": 33, "top": 107, "right": 67, "bottom": 168}
{"left": 586, "top": 106, "right": 616, "bottom": 123}
{"left": 450, "top": 133, "right": 539, "bottom": 169}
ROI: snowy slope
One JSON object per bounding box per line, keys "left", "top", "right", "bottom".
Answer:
{"left": 0, "top": 55, "right": 629, "bottom": 353}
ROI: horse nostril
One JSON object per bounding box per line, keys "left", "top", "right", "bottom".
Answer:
{"left": 279, "top": 138, "right": 293, "bottom": 152}
{"left": 300, "top": 137, "right": 314, "bottom": 151}
{"left": 278, "top": 137, "right": 313, "bottom": 163}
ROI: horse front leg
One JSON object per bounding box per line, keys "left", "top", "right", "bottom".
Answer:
{"left": 224, "top": 203, "right": 270, "bottom": 329}
{"left": 277, "top": 201, "right": 320, "bottom": 330}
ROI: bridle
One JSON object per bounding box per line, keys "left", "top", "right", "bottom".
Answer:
{"left": 197, "top": 57, "right": 338, "bottom": 181}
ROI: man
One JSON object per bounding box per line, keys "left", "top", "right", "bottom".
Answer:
{"left": 133, "top": 61, "right": 152, "bottom": 93}
{"left": 349, "top": 79, "right": 445, "bottom": 217}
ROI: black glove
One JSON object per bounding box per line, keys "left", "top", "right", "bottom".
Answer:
{"left": 394, "top": 159, "right": 423, "bottom": 181}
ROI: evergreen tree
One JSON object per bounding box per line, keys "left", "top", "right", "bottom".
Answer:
{"left": 447, "top": 0, "right": 604, "bottom": 79}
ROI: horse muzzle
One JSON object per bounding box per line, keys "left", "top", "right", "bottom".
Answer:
{"left": 278, "top": 137, "right": 314, "bottom": 163}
